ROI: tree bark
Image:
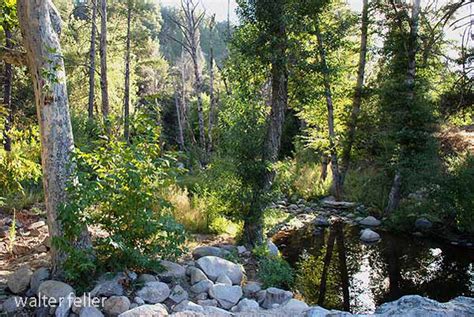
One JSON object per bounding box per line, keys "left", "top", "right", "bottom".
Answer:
{"left": 340, "top": 0, "right": 369, "bottom": 183}
{"left": 315, "top": 25, "right": 342, "bottom": 200}
{"left": 17, "top": 0, "right": 91, "bottom": 278}
{"left": 207, "top": 16, "right": 216, "bottom": 154}
{"left": 386, "top": 0, "right": 421, "bottom": 215}
{"left": 123, "top": 1, "right": 132, "bottom": 143}
{"left": 99, "top": 0, "right": 110, "bottom": 125}
{"left": 175, "top": 88, "right": 185, "bottom": 150}
{"left": 243, "top": 5, "right": 288, "bottom": 246}
{"left": 2, "top": 25, "right": 14, "bottom": 152}
{"left": 87, "top": 0, "right": 97, "bottom": 120}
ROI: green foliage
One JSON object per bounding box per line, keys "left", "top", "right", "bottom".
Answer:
{"left": 58, "top": 118, "right": 186, "bottom": 283}
{"left": 257, "top": 255, "right": 294, "bottom": 289}
{"left": 0, "top": 125, "right": 42, "bottom": 209}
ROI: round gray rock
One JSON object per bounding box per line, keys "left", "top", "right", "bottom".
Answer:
{"left": 7, "top": 266, "right": 33, "bottom": 294}
{"left": 118, "top": 304, "right": 168, "bottom": 317}
{"left": 104, "top": 296, "right": 131, "bottom": 316}
{"left": 195, "top": 256, "right": 244, "bottom": 285}
{"left": 136, "top": 282, "right": 170, "bottom": 304}
{"left": 359, "top": 216, "right": 381, "bottom": 227}
{"left": 30, "top": 267, "right": 50, "bottom": 295}
{"left": 208, "top": 284, "right": 243, "bottom": 309}
{"left": 360, "top": 228, "right": 381, "bottom": 243}
{"left": 192, "top": 246, "right": 230, "bottom": 259}
{"left": 79, "top": 306, "right": 104, "bottom": 317}
{"left": 158, "top": 260, "right": 186, "bottom": 283}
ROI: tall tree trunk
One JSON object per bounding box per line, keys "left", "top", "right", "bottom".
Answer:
{"left": 340, "top": 0, "right": 369, "bottom": 183}
{"left": 315, "top": 25, "right": 342, "bottom": 200}
{"left": 385, "top": 0, "right": 421, "bottom": 215}
{"left": 207, "top": 16, "right": 216, "bottom": 154}
{"left": 321, "top": 153, "right": 329, "bottom": 181}
{"left": 243, "top": 12, "right": 288, "bottom": 247}
{"left": 123, "top": 1, "right": 132, "bottom": 143}
{"left": 318, "top": 225, "right": 337, "bottom": 306}
{"left": 175, "top": 88, "right": 185, "bottom": 150}
{"left": 191, "top": 48, "right": 206, "bottom": 151}
{"left": 2, "top": 25, "right": 13, "bottom": 152}
{"left": 87, "top": 0, "right": 97, "bottom": 120}
{"left": 99, "top": 0, "right": 110, "bottom": 125}
{"left": 17, "top": 0, "right": 91, "bottom": 278}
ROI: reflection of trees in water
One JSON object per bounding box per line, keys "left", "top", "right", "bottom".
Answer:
{"left": 296, "top": 222, "right": 361, "bottom": 311}
{"left": 280, "top": 222, "right": 473, "bottom": 313}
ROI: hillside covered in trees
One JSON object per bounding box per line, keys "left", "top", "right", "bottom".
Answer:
{"left": 0, "top": 0, "right": 473, "bottom": 316}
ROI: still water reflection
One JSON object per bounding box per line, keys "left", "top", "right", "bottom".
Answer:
{"left": 273, "top": 222, "right": 474, "bottom": 313}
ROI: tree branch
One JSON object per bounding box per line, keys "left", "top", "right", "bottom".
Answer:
{"left": 0, "top": 46, "right": 27, "bottom": 66}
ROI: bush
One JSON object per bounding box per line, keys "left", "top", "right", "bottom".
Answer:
{"left": 58, "top": 119, "right": 186, "bottom": 284}
{"left": 257, "top": 255, "right": 294, "bottom": 289}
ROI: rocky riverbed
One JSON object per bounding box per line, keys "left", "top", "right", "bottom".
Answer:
{"left": 2, "top": 242, "right": 474, "bottom": 316}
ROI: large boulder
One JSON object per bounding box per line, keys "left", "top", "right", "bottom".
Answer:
{"left": 360, "top": 228, "right": 381, "bottom": 243}
{"left": 158, "top": 261, "right": 186, "bottom": 283}
{"left": 38, "top": 280, "right": 75, "bottom": 317}
{"left": 118, "top": 304, "right": 168, "bottom": 316}
{"left": 104, "top": 296, "right": 131, "bottom": 316}
{"left": 208, "top": 284, "right": 243, "bottom": 309}
{"left": 192, "top": 246, "right": 230, "bottom": 259}
{"left": 136, "top": 282, "right": 170, "bottom": 304}
{"left": 7, "top": 266, "right": 33, "bottom": 294}
{"left": 30, "top": 267, "right": 50, "bottom": 295}
{"left": 196, "top": 256, "right": 244, "bottom": 285}
{"left": 375, "top": 295, "right": 474, "bottom": 316}
{"left": 359, "top": 216, "right": 381, "bottom": 227}
{"left": 260, "top": 287, "right": 293, "bottom": 309}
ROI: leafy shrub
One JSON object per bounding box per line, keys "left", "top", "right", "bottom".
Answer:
{"left": 0, "top": 126, "right": 42, "bottom": 210}
{"left": 257, "top": 255, "right": 294, "bottom": 289}
{"left": 58, "top": 119, "right": 186, "bottom": 283}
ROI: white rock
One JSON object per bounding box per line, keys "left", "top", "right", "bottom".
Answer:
{"left": 304, "top": 306, "right": 330, "bottom": 317}
{"left": 190, "top": 268, "right": 209, "bottom": 285}
{"left": 231, "top": 298, "right": 260, "bottom": 312}
{"left": 359, "top": 216, "right": 381, "bottom": 227}
{"left": 267, "top": 240, "right": 279, "bottom": 256}
{"left": 118, "top": 304, "right": 168, "bottom": 316}
{"left": 7, "top": 266, "right": 33, "bottom": 294}
{"left": 281, "top": 299, "right": 308, "bottom": 312}
{"left": 216, "top": 274, "right": 232, "bottom": 286}
{"left": 133, "top": 297, "right": 145, "bottom": 305}
{"left": 196, "top": 256, "right": 244, "bottom": 285}
{"left": 104, "top": 296, "right": 131, "bottom": 316}
{"left": 192, "top": 246, "right": 229, "bottom": 259}
{"left": 173, "top": 300, "right": 204, "bottom": 313}
{"left": 158, "top": 261, "right": 186, "bottom": 283}
{"left": 190, "top": 280, "right": 213, "bottom": 294}
{"left": 136, "top": 282, "right": 170, "bottom": 304}
{"left": 169, "top": 285, "right": 188, "bottom": 304}
{"left": 360, "top": 228, "right": 381, "bottom": 243}
{"left": 237, "top": 246, "right": 247, "bottom": 254}
{"left": 261, "top": 287, "right": 293, "bottom": 309}
{"left": 208, "top": 284, "right": 243, "bottom": 309}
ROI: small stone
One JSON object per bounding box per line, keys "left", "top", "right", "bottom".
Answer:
{"left": 169, "top": 285, "right": 188, "bottom": 304}
{"left": 215, "top": 274, "right": 232, "bottom": 286}
{"left": 267, "top": 240, "right": 279, "bottom": 256}
{"left": 236, "top": 246, "right": 247, "bottom": 254}
{"left": 2, "top": 296, "right": 23, "bottom": 314}
{"left": 415, "top": 218, "right": 432, "bottom": 230}
{"left": 7, "top": 266, "right": 33, "bottom": 294}
{"left": 158, "top": 260, "right": 186, "bottom": 283}
{"left": 208, "top": 284, "right": 242, "bottom": 309}
{"left": 137, "top": 274, "right": 158, "bottom": 284}
{"left": 173, "top": 300, "right": 204, "bottom": 313}
{"left": 136, "top": 282, "right": 170, "bottom": 304}
{"left": 118, "top": 304, "right": 168, "bottom": 317}
{"left": 104, "top": 296, "right": 131, "bottom": 316}
{"left": 192, "top": 246, "right": 229, "bottom": 259}
{"left": 133, "top": 297, "right": 145, "bottom": 305}
{"left": 242, "top": 282, "right": 262, "bottom": 298}
{"left": 197, "top": 299, "right": 218, "bottom": 307}
{"left": 360, "top": 228, "right": 381, "bottom": 243}
{"left": 359, "top": 216, "right": 381, "bottom": 227}
{"left": 231, "top": 298, "right": 259, "bottom": 312}
{"left": 190, "top": 280, "right": 213, "bottom": 294}
{"left": 190, "top": 268, "right": 209, "bottom": 285}
{"left": 79, "top": 306, "right": 104, "bottom": 317}
{"left": 261, "top": 287, "right": 292, "bottom": 309}
{"left": 194, "top": 293, "right": 208, "bottom": 300}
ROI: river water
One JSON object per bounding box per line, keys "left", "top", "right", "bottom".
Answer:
{"left": 273, "top": 223, "right": 474, "bottom": 313}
